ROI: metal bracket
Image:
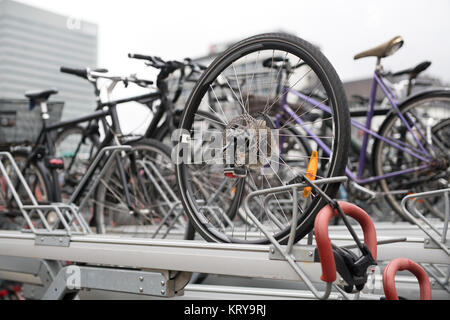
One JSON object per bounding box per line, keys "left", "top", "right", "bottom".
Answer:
{"left": 42, "top": 266, "right": 174, "bottom": 300}
{"left": 22, "top": 284, "right": 48, "bottom": 300}
{"left": 424, "top": 238, "right": 450, "bottom": 250}
{"left": 35, "top": 235, "right": 70, "bottom": 247}
{"left": 0, "top": 256, "right": 62, "bottom": 299}
{"left": 269, "top": 245, "right": 316, "bottom": 262}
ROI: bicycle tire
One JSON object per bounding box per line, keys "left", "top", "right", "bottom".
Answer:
{"left": 176, "top": 33, "right": 350, "bottom": 244}
{"left": 54, "top": 125, "right": 99, "bottom": 200}
{"left": 94, "top": 138, "right": 192, "bottom": 239}
{"left": 372, "top": 90, "right": 450, "bottom": 221}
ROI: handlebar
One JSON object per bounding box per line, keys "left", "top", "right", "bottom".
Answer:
{"left": 128, "top": 53, "right": 206, "bottom": 75}
{"left": 128, "top": 53, "right": 207, "bottom": 102}
{"left": 127, "top": 53, "right": 153, "bottom": 61}
{"left": 60, "top": 67, "right": 88, "bottom": 79}
{"left": 60, "top": 66, "right": 154, "bottom": 88}
{"left": 60, "top": 67, "right": 108, "bottom": 80}
{"left": 121, "top": 75, "right": 154, "bottom": 88}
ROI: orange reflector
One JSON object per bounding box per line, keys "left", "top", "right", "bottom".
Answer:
{"left": 303, "top": 150, "right": 318, "bottom": 198}
{"left": 35, "top": 186, "right": 43, "bottom": 202}
{"left": 408, "top": 192, "right": 423, "bottom": 203}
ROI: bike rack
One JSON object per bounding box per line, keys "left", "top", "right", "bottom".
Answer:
{"left": 314, "top": 201, "right": 377, "bottom": 285}
{"left": 0, "top": 151, "right": 448, "bottom": 300}
{"left": 401, "top": 188, "right": 450, "bottom": 294}
{"left": 401, "top": 189, "right": 450, "bottom": 255}
{"left": 0, "top": 146, "right": 134, "bottom": 241}
{"left": 383, "top": 258, "right": 432, "bottom": 300}
{"left": 242, "top": 176, "right": 349, "bottom": 300}
{"left": 0, "top": 165, "right": 360, "bottom": 300}
{"left": 0, "top": 152, "right": 89, "bottom": 238}
{"left": 136, "top": 159, "right": 186, "bottom": 238}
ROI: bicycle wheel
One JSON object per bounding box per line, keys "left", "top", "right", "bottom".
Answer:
{"left": 94, "top": 138, "right": 188, "bottom": 238}
{"left": 54, "top": 125, "right": 99, "bottom": 201}
{"left": 422, "top": 118, "right": 450, "bottom": 219}
{"left": 373, "top": 91, "right": 450, "bottom": 221}
{"left": 176, "top": 33, "right": 350, "bottom": 244}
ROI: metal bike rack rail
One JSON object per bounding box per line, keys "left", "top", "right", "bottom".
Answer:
{"left": 1, "top": 223, "right": 447, "bottom": 299}
{"left": 0, "top": 231, "right": 326, "bottom": 299}
{"left": 401, "top": 188, "right": 450, "bottom": 255}
{"left": 401, "top": 188, "right": 450, "bottom": 294}
{"left": 0, "top": 146, "right": 132, "bottom": 238}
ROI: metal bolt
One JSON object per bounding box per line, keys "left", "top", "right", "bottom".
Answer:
{"left": 161, "top": 280, "right": 165, "bottom": 286}
{"left": 424, "top": 239, "right": 430, "bottom": 244}
{"left": 139, "top": 287, "right": 143, "bottom": 293}
{"left": 139, "top": 276, "right": 144, "bottom": 282}
{"left": 308, "top": 251, "right": 313, "bottom": 257}
{"left": 270, "top": 248, "right": 275, "bottom": 254}
{"left": 161, "top": 289, "right": 166, "bottom": 295}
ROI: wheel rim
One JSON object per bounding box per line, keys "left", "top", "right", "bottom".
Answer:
{"left": 375, "top": 95, "right": 450, "bottom": 220}
{"left": 176, "top": 35, "right": 348, "bottom": 243}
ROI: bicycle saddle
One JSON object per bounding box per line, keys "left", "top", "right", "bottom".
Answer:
{"left": 354, "top": 36, "right": 404, "bottom": 60}
{"left": 25, "top": 89, "right": 58, "bottom": 102}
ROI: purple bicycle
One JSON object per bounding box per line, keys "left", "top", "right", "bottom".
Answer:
{"left": 278, "top": 36, "right": 450, "bottom": 221}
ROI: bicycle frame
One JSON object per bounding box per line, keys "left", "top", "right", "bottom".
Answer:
{"left": 27, "top": 91, "right": 159, "bottom": 206}
{"left": 28, "top": 103, "right": 120, "bottom": 202}
{"left": 280, "top": 71, "right": 435, "bottom": 185}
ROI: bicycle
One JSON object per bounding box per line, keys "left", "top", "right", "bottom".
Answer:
{"left": 55, "top": 67, "right": 156, "bottom": 197}
{"left": 54, "top": 58, "right": 229, "bottom": 236}
{"left": 340, "top": 60, "right": 438, "bottom": 219}
{"left": 55, "top": 56, "right": 211, "bottom": 195}
{"left": 254, "top": 35, "right": 449, "bottom": 221}
{"left": 0, "top": 81, "right": 183, "bottom": 235}
{"left": 175, "top": 32, "right": 351, "bottom": 244}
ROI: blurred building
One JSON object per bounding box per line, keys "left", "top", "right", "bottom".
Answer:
{"left": 0, "top": 0, "right": 98, "bottom": 120}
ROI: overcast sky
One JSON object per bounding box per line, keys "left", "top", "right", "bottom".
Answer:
{"left": 16, "top": 0, "right": 450, "bottom": 83}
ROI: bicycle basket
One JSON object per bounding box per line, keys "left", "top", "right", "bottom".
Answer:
{"left": 0, "top": 99, "right": 64, "bottom": 146}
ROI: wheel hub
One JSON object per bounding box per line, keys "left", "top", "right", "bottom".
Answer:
{"left": 222, "top": 115, "right": 273, "bottom": 177}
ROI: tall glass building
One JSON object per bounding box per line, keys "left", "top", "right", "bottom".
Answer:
{"left": 0, "top": 0, "right": 98, "bottom": 120}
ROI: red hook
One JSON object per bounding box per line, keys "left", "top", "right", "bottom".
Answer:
{"left": 383, "top": 258, "right": 432, "bottom": 300}
{"left": 314, "top": 201, "right": 377, "bottom": 283}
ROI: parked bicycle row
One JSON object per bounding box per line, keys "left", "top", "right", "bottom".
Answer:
{"left": 0, "top": 33, "right": 448, "bottom": 247}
